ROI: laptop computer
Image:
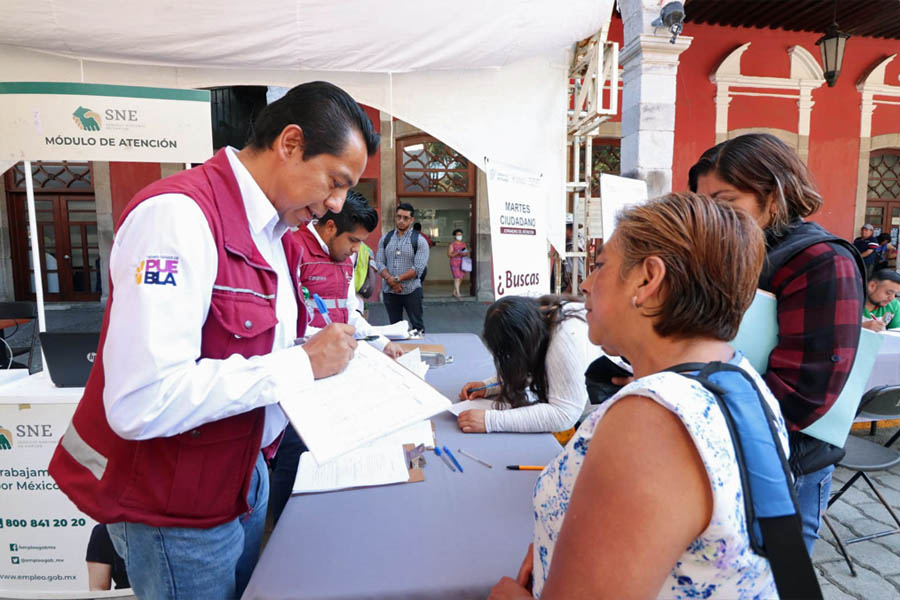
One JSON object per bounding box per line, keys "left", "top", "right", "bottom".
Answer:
{"left": 39, "top": 332, "right": 100, "bottom": 388}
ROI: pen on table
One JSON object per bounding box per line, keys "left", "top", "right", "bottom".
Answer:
{"left": 442, "top": 446, "right": 464, "bottom": 473}
{"left": 506, "top": 465, "right": 544, "bottom": 471}
{"left": 458, "top": 448, "right": 492, "bottom": 468}
{"left": 312, "top": 293, "right": 332, "bottom": 325}
{"left": 354, "top": 334, "right": 379, "bottom": 341}
{"left": 434, "top": 446, "right": 456, "bottom": 472}
{"left": 467, "top": 382, "right": 500, "bottom": 395}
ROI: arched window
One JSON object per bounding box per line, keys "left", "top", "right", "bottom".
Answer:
{"left": 9, "top": 161, "right": 93, "bottom": 192}
{"left": 397, "top": 135, "right": 475, "bottom": 197}
{"left": 865, "top": 149, "right": 900, "bottom": 248}
{"left": 868, "top": 150, "right": 900, "bottom": 201}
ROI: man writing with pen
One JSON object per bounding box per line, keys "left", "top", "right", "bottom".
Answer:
{"left": 268, "top": 190, "right": 405, "bottom": 524}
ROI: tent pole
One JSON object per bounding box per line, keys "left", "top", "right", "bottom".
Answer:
{"left": 23, "top": 161, "right": 47, "bottom": 334}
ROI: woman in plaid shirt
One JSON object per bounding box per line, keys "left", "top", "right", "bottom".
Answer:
{"left": 690, "top": 133, "right": 864, "bottom": 555}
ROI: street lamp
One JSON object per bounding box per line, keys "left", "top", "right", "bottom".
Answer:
{"left": 816, "top": 14, "right": 850, "bottom": 87}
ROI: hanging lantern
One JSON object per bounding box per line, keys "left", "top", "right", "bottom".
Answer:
{"left": 816, "top": 23, "right": 850, "bottom": 87}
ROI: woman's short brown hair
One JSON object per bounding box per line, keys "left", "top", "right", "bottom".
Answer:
{"left": 614, "top": 192, "right": 765, "bottom": 341}
{"left": 687, "top": 133, "right": 823, "bottom": 235}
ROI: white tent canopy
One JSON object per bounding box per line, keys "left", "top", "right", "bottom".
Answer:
{"left": 0, "top": 0, "right": 614, "bottom": 256}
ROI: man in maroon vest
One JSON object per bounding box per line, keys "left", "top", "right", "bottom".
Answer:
{"left": 48, "top": 81, "right": 379, "bottom": 599}
{"left": 268, "top": 190, "right": 404, "bottom": 524}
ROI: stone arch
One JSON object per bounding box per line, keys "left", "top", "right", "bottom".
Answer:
{"left": 710, "top": 42, "right": 825, "bottom": 162}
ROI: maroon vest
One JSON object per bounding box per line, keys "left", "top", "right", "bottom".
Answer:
{"left": 295, "top": 226, "right": 353, "bottom": 326}
{"left": 49, "top": 149, "right": 307, "bottom": 528}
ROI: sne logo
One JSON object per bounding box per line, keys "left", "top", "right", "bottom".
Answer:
{"left": 72, "top": 106, "right": 102, "bottom": 131}
{"left": 0, "top": 426, "right": 12, "bottom": 450}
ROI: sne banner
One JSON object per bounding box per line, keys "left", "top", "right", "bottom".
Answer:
{"left": 0, "top": 402, "right": 101, "bottom": 594}
{"left": 485, "top": 158, "right": 548, "bottom": 298}
{"left": 0, "top": 82, "right": 212, "bottom": 163}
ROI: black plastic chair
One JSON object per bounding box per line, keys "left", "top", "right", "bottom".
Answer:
{"left": 0, "top": 301, "right": 38, "bottom": 373}
{"left": 823, "top": 385, "right": 900, "bottom": 576}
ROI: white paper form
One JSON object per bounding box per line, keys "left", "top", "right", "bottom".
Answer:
{"left": 447, "top": 399, "right": 497, "bottom": 416}
{"left": 363, "top": 420, "right": 435, "bottom": 449}
{"left": 293, "top": 445, "right": 410, "bottom": 493}
{"left": 396, "top": 347, "right": 429, "bottom": 379}
{"left": 370, "top": 320, "right": 412, "bottom": 339}
{"left": 281, "top": 342, "right": 451, "bottom": 463}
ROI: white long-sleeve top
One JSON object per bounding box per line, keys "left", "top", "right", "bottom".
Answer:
{"left": 302, "top": 222, "right": 389, "bottom": 351}
{"left": 483, "top": 304, "right": 601, "bottom": 433}
{"left": 102, "top": 147, "right": 313, "bottom": 446}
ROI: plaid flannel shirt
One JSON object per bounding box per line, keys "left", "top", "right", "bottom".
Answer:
{"left": 374, "top": 229, "right": 430, "bottom": 295}
{"left": 763, "top": 241, "right": 863, "bottom": 431}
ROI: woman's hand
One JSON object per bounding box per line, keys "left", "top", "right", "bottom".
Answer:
{"left": 489, "top": 577, "right": 533, "bottom": 599}
{"left": 459, "top": 381, "right": 487, "bottom": 400}
{"left": 457, "top": 409, "right": 487, "bottom": 433}
{"left": 516, "top": 543, "right": 534, "bottom": 590}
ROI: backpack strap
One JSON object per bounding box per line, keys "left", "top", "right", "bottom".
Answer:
{"left": 668, "top": 361, "right": 823, "bottom": 600}
{"left": 381, "top": 229, "right": 395, "bottom": 252}
{"left": 381, "top": 229, "right": 419, "bottom": 253}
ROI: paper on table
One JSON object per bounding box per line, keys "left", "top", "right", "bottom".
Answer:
{"left": 281, "top": 342, "right": 451, "bottom": 463}
{"left": 293, "top": 445, "right": 410, "bottom": 494}
{"left": 396, "top": 347, "right": 429, "bottom": 379}
{"left": 370, "top": 320, "right": 411, "bottom": 339}
{"left": 447, "top": 399, "right": 497, "bottom": 416}
{"left": 362, "top": 420, "right": 435, "bottom": 449}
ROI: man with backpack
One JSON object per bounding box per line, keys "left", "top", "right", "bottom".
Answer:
{"left": 375, "top": 202, "right": 429, "bottom": 332}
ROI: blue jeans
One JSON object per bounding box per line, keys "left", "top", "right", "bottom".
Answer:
{"left": 792, "top": 463, "right": 834, "bottom": 554}
{"left": 108, "top": 452, "right": 268, "bottom": 599}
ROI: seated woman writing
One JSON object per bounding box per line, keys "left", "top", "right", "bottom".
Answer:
{"left": 490, "top": 192, "right": 787, "bottom": 599}
{"left": 456, "top": 295, "right": 601, "bottom": 434}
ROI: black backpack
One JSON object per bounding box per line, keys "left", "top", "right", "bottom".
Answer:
{"left": 381, "top": 229, "right": 425, "bottom": 280}
{"left": 381, "top": 229, "right": 420, "bottom": 253}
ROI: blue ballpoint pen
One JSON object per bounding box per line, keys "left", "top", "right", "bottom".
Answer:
{"left": 467, "top": 382, "right": 500, "bottom": 395}
{"left": 434, "top": 446, "right": 456, "bottom": 472}
{"left": 312, "top": 293, "right": 332, "bottom": 325}
{"left": 442, "top": 446, "right": 464, "bottom": 473}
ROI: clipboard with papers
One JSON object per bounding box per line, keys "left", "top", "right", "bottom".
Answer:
{"left": 280, "top": 342, "right": 450, "bottom": 464}
{"left": 291, "top": 422, "right": 435, "bottom": 494}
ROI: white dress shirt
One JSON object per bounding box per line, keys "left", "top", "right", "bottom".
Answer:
{"left": 103, "top": 147, "right": 313, "bottom": 446}
{"left": 304, "top": 221, "right": 389, "bottom": 351}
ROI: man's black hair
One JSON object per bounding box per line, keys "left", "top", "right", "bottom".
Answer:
{"left": 247, "top": 81, "right": 380, "bottom": 158}
{"left": 877, "top": 233, "right": 892, "bottom": 244}
{"left": 396, "top": 202, "right": 415, "bottom": 217}
{"left": 318, "top": 190, "right": 378, "bottom": 235}
{"left": 872, "top": 269, "right": 900, "bottom": 285}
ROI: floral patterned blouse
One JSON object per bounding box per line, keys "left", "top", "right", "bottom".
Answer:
{"left": 531, "top": 355, "right": 786, "bottom": 599}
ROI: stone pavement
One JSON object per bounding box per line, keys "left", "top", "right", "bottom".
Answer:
{"left": 814, "top": 425, "right": 900, "bottom": 600}
{"left": 14, "top": 300, "right": 900, "bottom": 598}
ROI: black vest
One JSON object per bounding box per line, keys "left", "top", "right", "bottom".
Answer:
{"left": 760, "top": 219, "right": 865, "bottom": 295}
{"left": 760, "top": 219, "right": 865, "bottom": 475}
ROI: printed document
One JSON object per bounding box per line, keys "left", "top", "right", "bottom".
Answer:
{"left": 293, "top": 445, "right": 410, "bottom": 493}
{"left": 281, "top": 343, "right": 451, "bottom": 463}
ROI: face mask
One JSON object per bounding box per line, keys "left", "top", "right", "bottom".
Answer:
{"left": 455, "top": 234, "right": 462, "bottom": 241}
